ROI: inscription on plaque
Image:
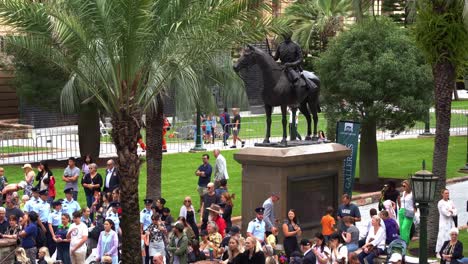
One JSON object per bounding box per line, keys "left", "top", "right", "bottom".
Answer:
{"left": 287, "top": 173, "right": 337, "bottom": 231}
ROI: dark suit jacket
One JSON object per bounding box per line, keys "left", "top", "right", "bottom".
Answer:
{"left": 440, "top": 240, "right": 464, "bottom": 264}
{"left": 103, "top": 168, "right": 120, "bottom": 193}
{"left": 237, "top": 249, "right": 265, "bottom": 264}
{"left": 303, "top": 250, "right": 317, "bottom": 264}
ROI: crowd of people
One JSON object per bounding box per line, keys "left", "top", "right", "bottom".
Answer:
{"left": 0, "top": 154, "right": 466, "bottom": 264}
{"left": 198, "top": 107, "right": 245, "bottom": 149}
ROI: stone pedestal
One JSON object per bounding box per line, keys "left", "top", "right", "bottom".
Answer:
{"left": 0, "top": 238, "right": 17, "bottom": 263}
{"left": 234, "top": 143, "right": 351, "bottom": 239}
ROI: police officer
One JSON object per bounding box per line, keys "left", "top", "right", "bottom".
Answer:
{"left": 140, "top": 199, "right": 153, "bottom": 264}
{"left": 107, "top": 201, "right": 121, "bottom": 235}
{"left": 140, "top": 198, "right": 153, "bottom": 234}
{"left": 35, "top": 189, "right": 50, "bottom": 249}
{"left": 247, "top": 207, "right": 266, "bottom": 244}
{"left": 47, "top": 200, "right": 62, "bottom": 255}
{"left": 62, "top": 187, "right": 81, "bottom": 216}
{"left": 23, "top": 186, "right": 40, "bottom": 212}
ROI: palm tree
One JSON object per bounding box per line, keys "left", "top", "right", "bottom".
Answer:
{"left": 282, "top": 0, "right": 353, "bottom": 53}
{"left": 145, "top": 54, "right": 246, "bottom": 202}
{"left": 415, "top": 0, "right": 468, "bottom": 253}
{"left": 0, "top": 0, "right": 268, "bottom": 260}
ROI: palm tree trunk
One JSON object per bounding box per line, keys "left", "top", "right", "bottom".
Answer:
{"left": 110, "top": 108, "right": 142, "bottom": 263}
{"left": 359, "top": 119, "right": 379, "bottom": 184}
{"left": 78, "top": 104, "right": 100, "bottom": 158}
{"left": 427, "top": 60, "right": 455, "bottom": 253}
{"left": 146, "top": 94, "right": 164, "bottom": 201}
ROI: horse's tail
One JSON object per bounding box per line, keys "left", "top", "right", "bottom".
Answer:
{"left": 317, "top": 102, "right": 321, "bottom": 113}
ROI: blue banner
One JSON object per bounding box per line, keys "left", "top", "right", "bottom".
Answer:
{"left": 336, "top": 121, "right": 361, "bottom": 197}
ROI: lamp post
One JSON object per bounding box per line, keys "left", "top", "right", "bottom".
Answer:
{"left": 190, "top": 107, "right": 206, "bottom": 152}
{"left": 410, "top": 160, "right": 438, "bottom": 264}
{"left": 419, "top": 108, "right": 434, "bottom": 137}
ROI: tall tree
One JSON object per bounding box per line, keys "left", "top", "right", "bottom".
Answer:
{"left": 415, "top": 0, "right": 468, "bottom": 253}
{"left": 317, "top": 18, "right": 433, "bottom": 184}
{"left": 0, "top": 0, "right": 269, "bottom": 261}
{"left": 145, "top": 94, "right": 164, "bottom": 202}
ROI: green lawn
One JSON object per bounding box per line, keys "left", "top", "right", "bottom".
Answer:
{"left": 358, "top": 136, "right": 467, "bottom": 180}
{"left": 452, "top": 100, "right": 468, "bottom": 110}
{"left": 1, "top": 136, "right": 465, "bottom": 216}
{"left": 0, "top": 146, "right": 48, "bottom": 154}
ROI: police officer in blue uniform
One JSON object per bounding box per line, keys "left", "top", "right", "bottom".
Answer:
{"left": 247, "top": 207, "right": 266, "bottom": 244}
{"left": 24, "top": 186, "right": 40, "bottom": 212}
{"left": 140, "top": 198, "right": 154, "bottom": 264}
{"left": 47, "top": 200, "right": 62, "bottom": 256}
{"left": 62, "top": 188, "right": 81, "bottom": 216}
{"left": 107, "top": 201, "right": 121, "bottom": 235}
{"left": 140, "top": 198, "right": 153, "bottom": 233}
{"left": 33, "top": 189, "right": 50, "bottom": 250}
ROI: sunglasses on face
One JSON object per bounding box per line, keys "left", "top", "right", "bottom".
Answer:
{"left": 184, "top": 200, "right": 191, "bottom": 203}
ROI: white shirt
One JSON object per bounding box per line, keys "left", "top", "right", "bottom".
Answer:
{"left": 402, "top": 191, "right": 414, "bottom": 212}
{"left": 213, "top": 154, "right": 229, "bottom": 180}
{"left": 312, "top": 245, "right": 330, "bottom": 264}
{"left": 106, "top": 168, "right": 114, "bottom": 188}
{"left": 331, "top": 244, "right": 348, "bottom": 264}
{"left": 366, "top": 226, "right": 386, "bottom": 250}
{"left": 68, "top": 222, "right": 88, "bottom": 253}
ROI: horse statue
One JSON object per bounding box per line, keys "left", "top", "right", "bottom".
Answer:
{"left": 233, "top": 44, "right": 320, "bottom": 144}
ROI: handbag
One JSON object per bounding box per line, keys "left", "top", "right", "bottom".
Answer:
{"left": 405, "top": 209, "right": 415, "bottom": 218}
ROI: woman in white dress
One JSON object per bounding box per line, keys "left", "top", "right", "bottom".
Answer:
{"left": 436, "top": 188, "right": 457, "bottom": 253}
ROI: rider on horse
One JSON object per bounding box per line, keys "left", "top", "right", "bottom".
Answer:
{"left": 273, "top": 33, "right": 315, "bottom": 93}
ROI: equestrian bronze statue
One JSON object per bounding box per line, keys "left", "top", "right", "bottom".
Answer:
{"left": 233, "top": 44, "right": 320, "bottom": 144}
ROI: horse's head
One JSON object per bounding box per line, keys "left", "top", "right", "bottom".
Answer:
{"left": 233, "top": 44, "right": 257, "bottom": 73}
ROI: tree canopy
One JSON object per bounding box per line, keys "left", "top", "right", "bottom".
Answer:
{"left": 316, "top": 18, "right": 433, "bottom": 183}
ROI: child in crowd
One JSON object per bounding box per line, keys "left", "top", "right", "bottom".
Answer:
{"left": 266, "top": 226, "right": 279, "bottom": 249}
{"left": 321, "top": 206, "right": 336, "bottom": 242}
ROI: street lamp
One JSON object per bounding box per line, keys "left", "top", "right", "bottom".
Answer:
{"left": 410, "top": 160, "right": 438, "bottom": 264}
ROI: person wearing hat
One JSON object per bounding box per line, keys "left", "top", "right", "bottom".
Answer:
{"left": 62, "top": 157, "right": 81, "bottom": 201}
{"left": 23, "top": 186, "right": 40, "bottom": 212}
{"left": 141, "top": 199, "right": 154, "bottom": 264}
{"left": 22, "top": 163, "right": 36, "bottom": 197}
{"left": 247, "top": 207, "right": 266, "bottom": 244}
{"left": 262, "top": 192, "right": 280, "bottom": 235}
{"left": 167, "top": 222, "right": 189, "bottom": 264}
{"left": 107, "top": 201, "right": 121, "bottom": 235}
{"left": 141, "top": 198, "right": 154, "bottom": 234}
{"left": 48, "top": 200, "right": 63, "bottom": 256}
{"left": 300, "top": 238, "right": 317, "bottom": 264}
{"left": 389, "top": 253, "right": 402, "bottom": 264}
{"left": 62, "top": 188, "right": 81, "bottom": 216}
{"left": 207, "top": 203, "right": 226, "bottom": 237}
